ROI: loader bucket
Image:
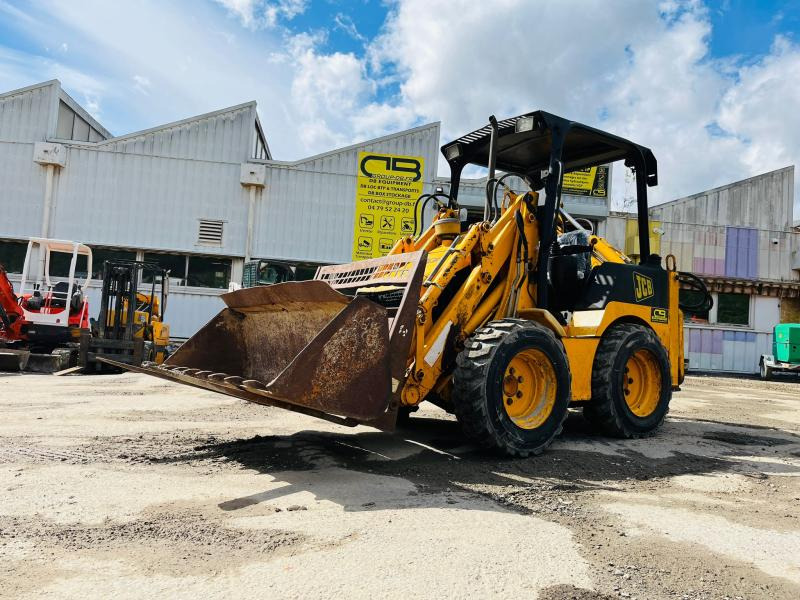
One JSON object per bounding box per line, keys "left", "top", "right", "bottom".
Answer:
{"left": 103, "top": 251, "right": 426, "bottom": 431}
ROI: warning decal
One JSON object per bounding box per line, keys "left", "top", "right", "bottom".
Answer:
{"left": 352, "top": 152, "right": 425, "bottom": 260}
{"left": 562, "top": 165, "right": 609, "bottom": 197}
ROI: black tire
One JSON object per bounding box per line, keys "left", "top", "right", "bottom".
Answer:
{"left": 584, "top": 323, "right": 671, "bottom": 438}
{"left": 452, "top": 319, "right": 571, "bottom": 457}
{"left": 759, "top": 359, "right": 772, "bottom": 380}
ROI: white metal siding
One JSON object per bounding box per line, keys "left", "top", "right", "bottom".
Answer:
{"left": 0, "top": 82, "right": 56, "bottom": 142}
{"left": 95, "top": 103, "right": 256, "bottom": 164}
{"left": 49, "top": 146, "right": 249, "bottom": 254}
{"left": 651, "top": 167, "right": 794, "bottom": 232}
{"left": 0, "top": 142, "right": 47, "bottom": 238}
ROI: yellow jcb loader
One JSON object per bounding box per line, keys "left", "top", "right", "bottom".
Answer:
{"left": 107, "top": 111, "right": 693, "bottom": 457}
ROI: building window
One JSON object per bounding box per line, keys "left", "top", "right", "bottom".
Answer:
{"left": 0, "top": 240, "right": 28, "bottom": 274}
{"left": 90, "top": 248, "right": 137, "bottom": 279}
{"left": 680, "top": 289, "right": 710, "bottom": 324}
{"left": 187, "top": 256, "right": 231, "bottom": 289}
{"left": 142, "top": 253, "right": 231, "bottom": 289}
{"left": 143, "top": 253, "right": 187, "bottom": 285}
{"left": 716, "top": 293, "right": 750, "bottom": 326}
{"left": 294, "top": 264, "right": 319, "bottom": 281}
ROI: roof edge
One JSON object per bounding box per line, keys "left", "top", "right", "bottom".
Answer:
{"left": 652, "top": 165, "right": 795, "bottom": 210}
{"left": 257, "top": 121, "right": 441, "bottom": 167}
{"left": 95, "top": 100, "right": 257, "bottom": 146}
{"left": 0, "top": 79, "right": 59, "bottom": 100}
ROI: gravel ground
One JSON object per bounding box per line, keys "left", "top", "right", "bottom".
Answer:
{"left": 0, "top": 372, "right": 798, "bottom": 599}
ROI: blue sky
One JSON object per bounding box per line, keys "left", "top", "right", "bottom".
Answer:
{"left": 1, "top": 0, "right": 799, "bottom": 211}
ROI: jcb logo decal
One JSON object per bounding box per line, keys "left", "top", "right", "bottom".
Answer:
{"left": 360, "top": 155, "right": 422, "bottom": 181}
{"left": 633, "top": 272, "right": 654, "bottom": 302}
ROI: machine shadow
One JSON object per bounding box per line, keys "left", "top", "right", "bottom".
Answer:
{"left": 185, "top": 411, "right": 800, "bottom": 515}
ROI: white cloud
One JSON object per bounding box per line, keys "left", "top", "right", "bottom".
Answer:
{"left": 213, "top": 0, "right": 308, "bottom": 29}
{"left": 334, "top": 13, "right": 366, "bottom": 43}
{"left": 2, "top": 0, "right": 798, "bottom": 218}
{"left": 289, "top": 34, "right": 375, "bottom": 149}
{"left": 132, "top": 74, "right": 151, "bottom": 95}
{"left": 368, "top": 0, "right": 800, "bottom": 215}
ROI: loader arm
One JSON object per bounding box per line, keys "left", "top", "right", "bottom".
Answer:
{"left": 395, "top": 193, "right": 541, "bottom": 406}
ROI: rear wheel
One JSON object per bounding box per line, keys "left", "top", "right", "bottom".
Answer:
{"left": 760, "top": 359, "right": 772, "bottom": 380}
{"left": 584, "top": 323, "right": 671, "bottom": 437}
{"left": 453, "top": 319, "right": 571, "bottom": 457}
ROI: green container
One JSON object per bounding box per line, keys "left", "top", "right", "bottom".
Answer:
{"left": 773, "top": 323, "right": 800, "bottom": 364}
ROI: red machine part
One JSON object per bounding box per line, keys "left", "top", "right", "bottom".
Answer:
{"left": 0, "top": 264, "right": 90, "bottom": 343}
{"left": 0, "top": 264, "right": 25, "bottom": 342}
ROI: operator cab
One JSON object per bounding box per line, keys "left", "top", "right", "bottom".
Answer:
{"left": 439, "top": 110, "right": 661, "bottom": 320}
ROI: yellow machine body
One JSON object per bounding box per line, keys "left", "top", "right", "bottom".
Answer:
{"left": 390, "top": 199, "right": 683, "bottom": 409}
{"left": 106, "top": 292, "right": 170, "bottom": 364}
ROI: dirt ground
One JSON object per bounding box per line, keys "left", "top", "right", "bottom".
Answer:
{"left": 1, "top": 372, "right": 798, "bottom": 599}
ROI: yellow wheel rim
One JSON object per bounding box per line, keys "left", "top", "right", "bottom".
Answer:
{"left": 623, "top": 349, "right": 661, "bottom": 417}
{"left": 501, "top": 349, "right": 557, "bottom": 430}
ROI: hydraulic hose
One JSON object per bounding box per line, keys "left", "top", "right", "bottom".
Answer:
{"left": 486, "top": 171, "right": 530, "bottom": 223}
{"left": 677, "top": 271, "right": 713, "bottom": 313}
{"left": 411, "top": 192, "right": 452, "bottom": 236}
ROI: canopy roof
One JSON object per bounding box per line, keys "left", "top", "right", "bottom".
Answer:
{"left": 441, "top": 110, "right": 658, "bottom": 187}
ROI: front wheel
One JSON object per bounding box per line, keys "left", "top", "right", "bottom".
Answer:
{"left": 584, "top": 323, "right": 671, "bottom": 438}
{"left": 453, "top": 319, "right": 572, "bottom": 457}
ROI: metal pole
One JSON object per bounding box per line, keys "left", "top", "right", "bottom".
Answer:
{"left": 40, "top": 164, "right": 54, "bottom": 237}
{"left": 485, "top": 116, "right": 499, "bottom": 221}
{"left": 245, "top": 185, "right": 256, "bottom": 263}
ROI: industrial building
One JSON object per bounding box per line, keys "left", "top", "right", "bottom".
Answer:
{"left": 1, "top": 79, "right": 798, "bottom": 373}
{"left": 0, "top": 80, "right": 608, "bottom": 339}
{"left": 604, "top": 167, "right": 800, "bottom": 373}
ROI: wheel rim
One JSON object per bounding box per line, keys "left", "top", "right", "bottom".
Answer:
{"left": 501, "top": 348, "right": 557, "bottom": 429}
{"left": 623, "top": 349, "right": 661, "bottom": 417}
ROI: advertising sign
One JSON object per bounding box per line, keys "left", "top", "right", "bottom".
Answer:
{"left": 352, "top": 152, "right": 425, "bottom": 260}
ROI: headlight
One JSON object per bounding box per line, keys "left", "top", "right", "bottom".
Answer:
{"left": 444, "top": 143, "right": 462, "bottom": 161}
{"left": 515, "top": 116, "right": 535, "bottom": 133}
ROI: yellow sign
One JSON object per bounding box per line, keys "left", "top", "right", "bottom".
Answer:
{"left": 562, "top": 166, "right": 609, "bottom": 197}
{"left": 633, "top": 272, "right": 654, "bottom": 302}
{"left": 352, "top": 152, "right": 425, "bottom": 260}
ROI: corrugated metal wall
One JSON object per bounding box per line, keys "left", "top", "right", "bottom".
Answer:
{"left": 684, "top": 296, "right": 779, "bottom": 373}
{"left": 94, "top": 103, "right": 256, "bottom": 164}
{"left": 0, "top": 142, "right": 47, "bottom": 239}
{"left": 252, "top": 123, "right": 441, "bottom": 264}
{"left": 604, "top": 169, "right": 798, "bottom": 374}
{"left": 652, "top": 167, "right": 794, "bottom": 230}
{"left": 0, "top": 81, "right": 55, "bottom": 142}
{"left": 649, "top": 166, "right": 797, "bottom": 282}
{"left": 51, "top": 145, "right": 248, "bottom": 254}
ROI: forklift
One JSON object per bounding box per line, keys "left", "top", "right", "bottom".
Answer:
{"left": 80, "top": 260, "right": 170, "bottom": 371}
